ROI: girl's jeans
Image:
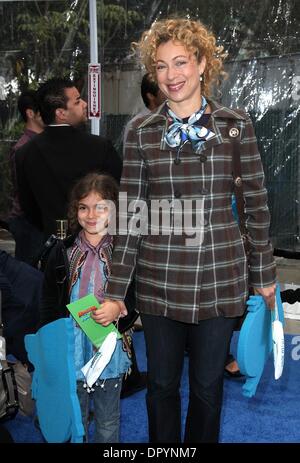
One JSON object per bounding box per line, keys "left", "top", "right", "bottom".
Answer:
{"left": 77, "top": 376, "right": 123, "bottom": 443}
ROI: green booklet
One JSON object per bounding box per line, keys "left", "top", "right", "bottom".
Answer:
{"left": 66, "top": 294, "right": 121, "bottom": 348}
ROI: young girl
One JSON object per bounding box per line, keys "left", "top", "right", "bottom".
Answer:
{"left": 40, "top": 173, "right": 132, "bottom": 443}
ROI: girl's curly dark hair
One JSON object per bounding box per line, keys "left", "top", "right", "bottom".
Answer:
{"left": 68, "top": 173, "right": 119, "bottom": 234}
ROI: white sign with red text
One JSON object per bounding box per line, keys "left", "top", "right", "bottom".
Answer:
{"left": 88, "top": 64, "right": 101, "bottom": 119}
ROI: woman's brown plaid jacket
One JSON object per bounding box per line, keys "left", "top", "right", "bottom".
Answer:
{"left": 106, "top": 99, "right": 276, "bottom": 324}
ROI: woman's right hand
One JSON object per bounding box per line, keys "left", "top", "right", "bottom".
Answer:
{"left": 254, "top": 284, "right": 276, "bottom": 310}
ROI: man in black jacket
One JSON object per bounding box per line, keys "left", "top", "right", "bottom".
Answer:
{"left": 8, "top": 90, "right": 45, "bottom": 265}
{"left": 16, "top": 78, "right": 122, "bottom": 239}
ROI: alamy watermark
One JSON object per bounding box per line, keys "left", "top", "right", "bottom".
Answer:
{"left": 101, "top": 193, "right": 206, "bottom": 246}
{"left": 291, "top": 335, "right": 300, "bottom": 361}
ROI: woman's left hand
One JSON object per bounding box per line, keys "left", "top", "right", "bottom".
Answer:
{"left": 91, "top": 299, "right": 127, "bottom": 326}
{"left": 254, "top": 284, "right": 276, "bottom": 310}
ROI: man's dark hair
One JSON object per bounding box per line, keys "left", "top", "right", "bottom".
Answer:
{"left": 37, "top": 78, "right": 75, "bottom": 125}
{"left": 17, "top": 90, "right": 40, "bottom": 123}
{"left": 141, "top": 73, "right": 159, "bottom": 109}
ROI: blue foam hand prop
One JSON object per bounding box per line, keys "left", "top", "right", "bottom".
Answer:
{"left": 25, "top": 318, "right": 84, "bottom": 443}
{"left": 237, "top": 286, "right": 284, "bottom": 398}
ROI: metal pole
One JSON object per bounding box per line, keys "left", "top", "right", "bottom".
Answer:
{"left": 89, "top": 0, "right": 100, "bottom": 135}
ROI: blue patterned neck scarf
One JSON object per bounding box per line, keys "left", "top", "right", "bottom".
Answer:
{"left": 165, "top": 96, "right": 215, "bottom": 150}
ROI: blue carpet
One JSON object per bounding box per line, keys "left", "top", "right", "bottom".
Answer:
{"left": 3, "top": 332, "right": 300, "bottom": 443}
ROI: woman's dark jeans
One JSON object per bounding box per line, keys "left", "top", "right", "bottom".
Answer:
{"left": 141, "top": 313, "right": 237, "bottom": 443}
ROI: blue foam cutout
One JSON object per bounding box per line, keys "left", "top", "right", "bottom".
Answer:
{"left": 237, "top": 285, "right": 284, "bottom": 398}
{"left": 25, "top": 318, "right": 84, "bottom": 443}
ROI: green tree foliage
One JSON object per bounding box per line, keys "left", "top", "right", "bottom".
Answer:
{"left": 0, "top": 0, "right": 144, "bottom": 88}
{"left": 0, "top": 0, "right": 299, "bottom": 90}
